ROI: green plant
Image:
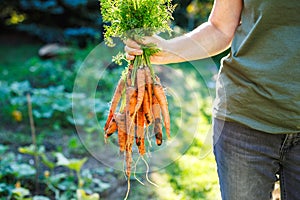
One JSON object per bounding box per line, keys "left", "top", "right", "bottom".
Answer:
{"left": 11, "top": 186, "right": 31, "bottom": 200}
{"left": 24, "top": 57, "right": 79, "bottom": 92}
{"left": 18, "top": 145, "right": 55, "bottom": 171}
{"left": 0, "top": 145, "right": 36, "bottom": 199}
{"left": 0, "top": 80, "right": 113, "bottom": 129}
{"left": 101, "top": 0, "right": 175, "bottom": 46}
{"left": 43, "top": 153, "right": 107, "bottom": 200}
{"left": 164, "top": 143, "right": 220, "bottom": 200}
{"left": 1, "top": 0, "right": 101, "bottom": 45}
{"left": 15, "top": 144, "right": 110, "bottom": 200}
{"left": 55, "top": 153, "right": 87, "bottom": 187}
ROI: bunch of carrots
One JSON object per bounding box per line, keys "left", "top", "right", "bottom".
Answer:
{"left": 103, "top": 62, "right": 170, "bottom": 199}
{"left": 99, "top": 0, "right": 175, "bottom": 198}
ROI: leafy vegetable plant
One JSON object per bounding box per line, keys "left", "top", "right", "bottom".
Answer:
{"left": 100, "top": 0, "right": 175, "bottom": 46}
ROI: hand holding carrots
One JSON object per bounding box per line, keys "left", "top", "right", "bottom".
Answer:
{"left": 124, "top": 35, "right": 177, "bottom": 65}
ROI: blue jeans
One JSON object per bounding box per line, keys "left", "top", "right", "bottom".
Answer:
{"left": 213, "top": 118, "right": 300, "bottom": 200}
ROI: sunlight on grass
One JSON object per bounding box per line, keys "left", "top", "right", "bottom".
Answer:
{"left": 148, "top": 62, "right": 221, "bottom": 200}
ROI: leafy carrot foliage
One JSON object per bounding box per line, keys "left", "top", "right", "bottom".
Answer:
{"left": 100, "top": 0, "right": 176, "bottom": 47}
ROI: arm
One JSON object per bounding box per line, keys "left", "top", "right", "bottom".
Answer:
{"left": 125, "top": 0, "right": 243, "bottom": 64}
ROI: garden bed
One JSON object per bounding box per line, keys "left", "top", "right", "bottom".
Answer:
{"left": 0, "top": 34, "right": 221, "bottom": 200}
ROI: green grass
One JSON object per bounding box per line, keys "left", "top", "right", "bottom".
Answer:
{"left": 0, "top": 42, "right": 42, "bottom": 82}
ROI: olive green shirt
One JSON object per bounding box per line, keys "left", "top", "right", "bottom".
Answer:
{"left": 214, "top": 0, "right": 300, "bottom": 133}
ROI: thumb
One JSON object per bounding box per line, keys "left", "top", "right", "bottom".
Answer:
{"left": 140, "top": 35, "right": 164, "bottom": 47}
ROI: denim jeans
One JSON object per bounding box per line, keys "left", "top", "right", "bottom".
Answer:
{"left": 213, "top": 118, "right": 300, "bottom": 200}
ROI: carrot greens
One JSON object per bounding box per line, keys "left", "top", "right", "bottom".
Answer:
{"left": 100, "top": 0, "right": 175, "bottom": 46}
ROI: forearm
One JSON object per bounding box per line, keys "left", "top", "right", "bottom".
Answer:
{"left": 125, "top": 0, "right": 242, "bottom": 65}
{"left": 162, "top": 21, "right": 233, "bottom": 64}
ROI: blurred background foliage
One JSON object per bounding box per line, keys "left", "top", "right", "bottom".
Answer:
{"left": 0, "top": 0, "right": 225, "bottom": 199}
{"left": 0, "top": 0, "right": 102, "bottom": 47}
{"left": 0, "top": 0, "right": 213, "bottom": 46}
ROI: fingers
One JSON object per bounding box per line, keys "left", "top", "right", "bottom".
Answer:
{"left": 124, "top": 35, "right": 164, "bottom": 60}
{"left": 124, "top": 39, "right": 143, "bottom": 60}
{"left": 124, "top": 39, "right": 141, "bottom": 49}
{"left": 124, "top": 44, "right": 143, "bottom": 55}
{"left": 140, "top": 35, "right": 161, "bottom": 46}
{"left": 126, "top": 53, "right": 135, "bottom": 61}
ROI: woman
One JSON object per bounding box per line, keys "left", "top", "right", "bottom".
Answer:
{"left": 124, "top": 0, "right": 300, "bottom": 199}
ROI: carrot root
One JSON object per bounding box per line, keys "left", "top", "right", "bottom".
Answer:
{"left": 153, "top": 82, "right": 171, "bottom": 140}
{"left": 141, "top": 156, "right": 159, "bottom": 188}
{"left": 124, "top": 178, "right": 131, "bottom": 200}
{"left": 133, "top": 156, "right": 145, "bottom": 186}
{"left": 146, "top": 126, "right": 152, "bottom": 148}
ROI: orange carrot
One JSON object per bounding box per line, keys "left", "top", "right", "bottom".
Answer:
{"left": 115, "top": 112, "right": 127, "bottom": 152}
{"left": 134, "top": 67, "right": 146, "bottom": 116}
{"left": 153, "top": 77, "right": 170, "bottom": 140}
{"left": 125, "top": 85, "right": 137, "bottom": 117}
{"left": 136, "top": 106, "right": 146, "bottom": 155}
{"left": 125, "top": 150, "right": 133, "bottom": 177}
{"left": 152, "top": 96, "right": 163, "bottom": 146}
{"left": 145, "top": 66, "right": 153, "bottom": 111}
{"left": 143, "top": 87, "right": 153, "bottom": 126}
{"left": 125, "top": 66, "right": 137, "bottom": 147}
{"left": 104, "top": 77, "right": 125, "bottom": 131}
{"left": 125, "top": 85, "right": 136, "bottom": 178}
{"left": 126, "top": 65, "right": 133, "bottom": 87}
{"left": 105, "top": 117, "right": 118, "bottom": 138}
{"left": 125, "top": 86, "right": 136, "bottom": 130}
{"left": 125, "top": 122, "right": 135, "bottom": 177}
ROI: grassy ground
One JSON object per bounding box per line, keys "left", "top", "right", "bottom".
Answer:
{"left": 0, "top": 33, "right": 42, "bottom": 83}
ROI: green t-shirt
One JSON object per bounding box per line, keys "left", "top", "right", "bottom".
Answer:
{"left": 213, "top": 0, "right": 300, "bottom": 134}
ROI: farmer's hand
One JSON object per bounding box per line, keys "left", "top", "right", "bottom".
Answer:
{"left": 124, "top": 35, "right": 175, "bottom": 65}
